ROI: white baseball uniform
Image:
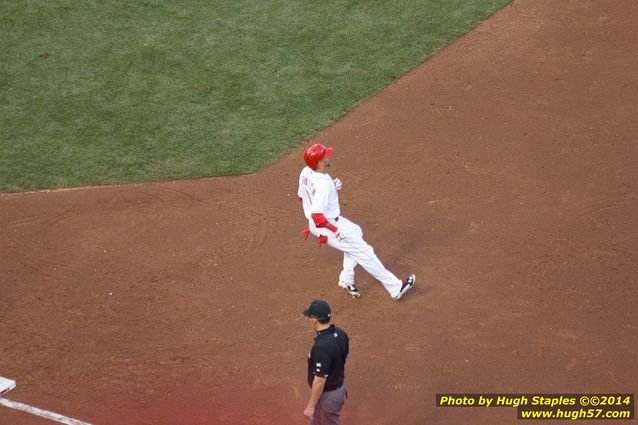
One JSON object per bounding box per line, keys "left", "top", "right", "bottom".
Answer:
{"left": 298, "top": 166, "right": 404, "bottom": 298}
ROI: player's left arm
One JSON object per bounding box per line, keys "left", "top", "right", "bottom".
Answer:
{"left": 310, "top": 213, "right": 343, "bottom": 240}
{"left": 309, "top": 181, "right": 343, "bottom": 240}
{"left": 297, "top": 173, "right": 305, "bottom": 203}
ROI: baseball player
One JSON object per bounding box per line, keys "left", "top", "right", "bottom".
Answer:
{"left": 297, "top": 143, "right": 415, "bottom": 300}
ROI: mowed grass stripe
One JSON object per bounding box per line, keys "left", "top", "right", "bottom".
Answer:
{"left": 0, "top": 0, "right": 510, "bottom": 192}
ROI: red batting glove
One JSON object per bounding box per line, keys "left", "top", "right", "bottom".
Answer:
{"left": 303, "top": 227, "right": 310, "bottom": 240}
{"left": 318, "top": 235, "right": 328, "bottom": 246}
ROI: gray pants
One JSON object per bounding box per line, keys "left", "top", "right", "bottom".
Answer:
{"left": 310, "top": 385, "right": 346, "bottom": 425}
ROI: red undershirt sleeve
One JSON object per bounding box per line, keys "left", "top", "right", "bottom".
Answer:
{"left": 311, "top": 213, "right": 337, "bottom": 232}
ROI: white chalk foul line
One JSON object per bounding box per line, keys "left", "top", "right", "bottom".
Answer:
{"left": 0, "top": 397, "right": 93, "bottom": 425}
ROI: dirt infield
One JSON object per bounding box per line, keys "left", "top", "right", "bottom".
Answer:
{"left": 2, "top": 0, "right": 637, "bottom": 424}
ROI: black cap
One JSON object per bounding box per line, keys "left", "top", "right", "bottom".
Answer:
{"left": 303, "top": 299, "right": 331, "bottom": 320}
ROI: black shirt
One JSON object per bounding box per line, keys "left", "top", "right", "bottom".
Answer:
{"left": 307, "top": 324, "right": 349, "bottom": 392}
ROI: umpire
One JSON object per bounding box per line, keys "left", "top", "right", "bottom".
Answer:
{"left": 303, "top": 299, "right": 349, "bottom": 425}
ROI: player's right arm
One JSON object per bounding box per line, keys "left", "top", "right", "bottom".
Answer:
{"left": 304, "top": 376, "right": 327, "bottom": 419}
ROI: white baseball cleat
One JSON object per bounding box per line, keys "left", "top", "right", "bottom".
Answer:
{"left": 338, "top": 281, "right": 361, "bottom": 298}
{"left": 393, "top": 274, "right": 416, "bottom": 300}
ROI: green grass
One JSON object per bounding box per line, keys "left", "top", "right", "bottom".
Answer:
{"left": 0, "top": 0, "right": 510, "bottom": 192}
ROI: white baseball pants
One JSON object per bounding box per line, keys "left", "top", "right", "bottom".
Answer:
{"left": 310, "top": 216, "right": 403, "bottom": 298}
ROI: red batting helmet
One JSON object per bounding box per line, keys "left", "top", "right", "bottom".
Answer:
{"left": 304, "top": 144, "right": 334, "bottom": 169}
